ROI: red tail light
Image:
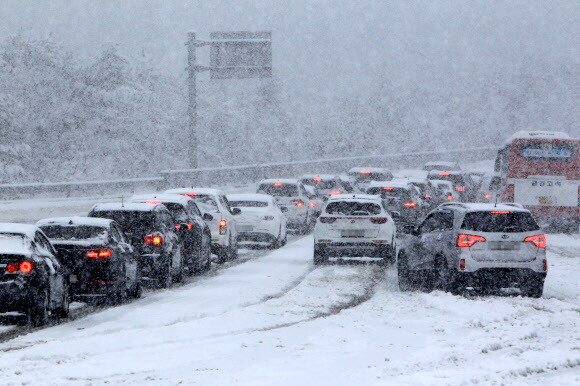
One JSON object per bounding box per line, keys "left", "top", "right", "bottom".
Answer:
{"left": 263, "top": 216, "right": 274, "bottom": 221}
{"left": 291, "top": 200, "right": 304, "bottom": 207}
{"left": 542, "top": 259, "right": 548, "bottom": 271}
{"left": 439, "top": 172, "right": 450, "bottom": 176}
{"left": 6, "top": 262, "right": 34, "bottom": 273}
{"left": 87, "top": 250, "right": 112, "bottom": 258}
{"left": 361, "top": 170, "right": 371, "bottom": 174}
{"left": 319, "top": 217, "right": 337, "bottom": 224}
{"left": 370, "top": 218, "right": 388, "bottom": 224}
{"left": 457, "top": 234, "right": 486, "bottom": 247}
{"left": 219, "top": 219, "right": 227, "bottom": 235}
{"left": 383, "top": 187, "right": 394, "bottom": 190}
{"left": 313, "top": 177, "right": 322, "bottom": 182}
{"left": 146, "top": 201, "right": 162, "bottom": 205}
{"left": 447, "top": 195, "right": 453, "bottom": 200}
{"left": 455, "top": 186, "right": 465, "bottom": 192}
{"left": 524, "top": 234, "right": 546, "bottom": 248}
{"left": 175, "top": 224, "right": 181, "bottom": 230}
{"left": 328, "top": 190, "right": 341, "bottom": 195}
{"left": 491, "top": 210, "right": 510, "bottom": 214}
{"left": 459, "top": 259, "right": 466, "bottom": 271}
{"left": 145, "top": 234, "right": 164, "bottom": 245}
{"left": 425, "top": 194, "right": 431, "bottom": 198}
{"left": 403, "top": 202, "right": 416, "bottom": 207}
{"left": 506, "top": 184, "right": 514, "bottom": 203}
{"left": 274, "top": 182, "right": 283, "bottom": 187}
{"left": 310, "top": 201, "right": 316, "bottom": 208}
{"left": 185, "top": 193, "right": 198, "bottom": 197}
{"left": 484, "top": 194, "right": 490, "bottom": 199}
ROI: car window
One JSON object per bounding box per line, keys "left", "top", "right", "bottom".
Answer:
{"left": 156, "top": 210, "right": 173, "bottom": 230}
{"left": 109, "top": 226, "right": 123, "bottom": 243}
{"left": 325, "top": 201, "right": 382, "bottom": 215}
{"left": 461, "top": 211, "right": 540, "bottom": 233}
{"left": 163, "top": 203, "right": 189, "bottom": 223}
{"left": 188, "top": 202, "right": 202, "bottom": 217}
{"left": 258, "top": 183, "right": 299, "bottom": 197}
{"left": 419, "top": 211, "right": 454, "bottom": 233}
{"left": 35, "top": 232, "right": 55, "bottom": 255}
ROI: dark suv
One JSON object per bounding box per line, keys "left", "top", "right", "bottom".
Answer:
{"left": 130, "top": 194, "right": 212, "bottom": 275}
{"left": 88, "top": 203, "right": 184, "bottom": 288}
{"left": 398, "top": 203, "right": 547, "bottom": 297}
{"left": 0, "top": 223, "right": 70, "bottom": 326}
{"left": 37, "top": 216, "right": 142, "bottom": 303}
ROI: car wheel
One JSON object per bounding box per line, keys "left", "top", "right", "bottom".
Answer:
{"left": 29, "top": 288, "right": 50, "bottom": 327}
{"left": 129, "top": 275, "right": 143, "bottom": 299}
{"left": 397, "top": 251, "right": 418, "bottom": 291}
{"left": 521, "top": 276, "right": 544, "bottom": 298}
{"left": 173, "top": 246, "right": 185, "bottom": 283}
{"left": 313, "top": 245, "right": 328, "bottom": 265}
{"left": 110, "top": 271, "right": 127, "bottom": 305}
{"left": 228, "top": 237, "right": 238, "bottom": 261}
{"left": 198, "top": 233, "right": 212, "bottom": 273}
{"left": 157, "top": 256, "right": 172, "bottom": 288}
{"left": 55, "top": 284, "right": 70, "bottom": 319}
{"left": 281, "top": 231, "right": 288, "bottom": 246}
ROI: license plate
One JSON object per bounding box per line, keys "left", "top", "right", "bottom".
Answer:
{"left": 69, "top": 275, "right": 78, "bottom": 283}
{"left": 341, "top": 230, "right": 364, "bottom": 238}
{"left": 537, "top": 196, "right": 554, "bottom": 205}
{"left": 488, "top": 242, "right": 521, "bottom": 251}
{"left": 238, "top": 225, "right": 254, "bottom": 232}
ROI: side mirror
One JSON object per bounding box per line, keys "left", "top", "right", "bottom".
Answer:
{"left": 203, "top": 213, "right": 214, "bottom": 221}
{"left": 280, "top": 206, "right": 289, "bottom": 213}
{"left": 322, "top": 196, "right": 329, "bottom": 202}
{"left": 391, "top": 211, "right": 401, "bottom": 220}
{"left": 231, "top": 207, "right": 242, "bottom": 215}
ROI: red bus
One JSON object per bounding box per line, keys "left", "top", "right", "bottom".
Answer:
{"left": 495, "top": 131, "right": 579, "bottom": 231}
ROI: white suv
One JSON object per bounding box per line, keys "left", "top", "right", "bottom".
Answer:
{"left": 256, "top": 179, "right": 314, "bottom": 234}
{"left": 165, "top": 188, "right": 240, "bottom": 263}
{"left": 313, "top": 194, "right": 397, "bottom": 264}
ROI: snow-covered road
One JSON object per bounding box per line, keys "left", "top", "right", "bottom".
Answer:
{"left": 0, "top": 232, "right": 577, "bottom": 384}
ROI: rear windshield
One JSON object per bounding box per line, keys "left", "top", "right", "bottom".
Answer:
{"left": 90, "top": 211, "right": 155, "bottom": 230}
{"left": 350, "top": 173, "right": 391, "bottom": 183}
{"left": 258, "top": 184, "right": 298, "bottom": 197}
{"left": 300, "top": 179, "right": 337, "bottom": 190}
{"left": 230, "top": 200, "right": 268, "bottom": 208}
{"left": 461, "top": 211, "right": 540, "bottom": 233}
{"left": 367, "top": 187, "right": 410, "bottom": 199}
{"left": 188, "top": 195, "right": 219, "bottom": 211}
{"left": 163, "top": 203, "right": 188, "bottom": 222}
{"left": 41, "top": 225, "right": 108, "bottom": 240}
{"left": 429, "top": 173, "right": 465, "bottom": 187}
{"left": 325, "top": 201, "right": 382, "bottom": 216}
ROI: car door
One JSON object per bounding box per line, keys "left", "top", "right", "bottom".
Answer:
{"left": 404, "top": 214, "right": 439, "bottom": 271}
{"left": 35, "top": 231, "right": 65, "bottom": 305}
{"left": 158, "top": 210, "right": 182, "bottom": 271}
{"left": 110, "top": 224, "right": 136, "bottom": 287}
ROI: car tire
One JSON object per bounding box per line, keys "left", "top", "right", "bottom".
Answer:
{"left": 29, "top": 288, "right": 50, "bottom": 327}
{"left": 313, "top": 245, "right": 328, "bottom": 265}
{"left": 129, "top": 276, "right": 142, "bottom": 299}
{"left": 157, "top": 256, "right": 172, "bottom": 288}
{"left": 397, "top": 251, "right": 418, "bottom": 291}
{"left": 228, "top": 238, "right": 238, "bottom": 261}
{"left": 55, "top": 284, "right": 70, "bottom": 319}
{"left": 521, "top": 276, "right": 544, "bottom": 298}
{"left": 111, "top": 271, "right": 127, "bottom": 305}
{"left": 216, "top": 246, "right": 228, "bottom": 264}
{"left": 173, "top": 246, "right": 185, "bottom": 283}
{"left": 197, "top": 233, "right": 212, "bottom": 273}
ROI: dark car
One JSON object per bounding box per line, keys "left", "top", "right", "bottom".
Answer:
{"left": 37, "top": 216, "right": 141, "bottom": 303}
{"left": 397, "top": 203, "right": 547, "bottom": 297}
{"left": 88, "top": 202, "right": 184, "bottom": 288}
{"left": 0, "top": 223, "right": 70, "bottom": 326}
{"left": 366, "top": 180, "right": 426, "bottom": 228}
{"left": 130, "top": 194, "right": 212, "bottom": 274}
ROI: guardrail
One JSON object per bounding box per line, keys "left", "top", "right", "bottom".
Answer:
{"left": 0, "top": 147, "right": 498, "bottom": 200}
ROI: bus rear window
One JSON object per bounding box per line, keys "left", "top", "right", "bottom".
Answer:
{"left": 461, "top": 211, "right": 540, "bottom": 233}
{"left": 518, "top": 141, "right": 577, "bottom": 161}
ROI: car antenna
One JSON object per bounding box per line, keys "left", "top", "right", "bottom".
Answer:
{"left": 494, "top": 193, "right": 499, "bottom": 208}
{"left": 121, "top": 195, "right": 124, "bottom": 207}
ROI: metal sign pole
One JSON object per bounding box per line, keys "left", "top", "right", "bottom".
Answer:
{"left": 186, "top": 32, "right": 198, "bottom": 169}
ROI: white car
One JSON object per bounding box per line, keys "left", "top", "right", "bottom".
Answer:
{"left": 313, "top": 194, "right": 397, "bottom": 264}
{"left": 303, "top": 185, "right": 324, "bottom": 217}
{"left": 165, "top": 188, "right": 239, "bottom": 263}
{"left": 227, "top": 193, "right": 288, "bottom": 248}
{"left": 256, "top": 179, "right": 314, "bottom": 234}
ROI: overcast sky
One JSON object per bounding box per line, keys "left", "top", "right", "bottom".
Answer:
{"left": 1, "top": 1, "right": 578, "bottom": 118}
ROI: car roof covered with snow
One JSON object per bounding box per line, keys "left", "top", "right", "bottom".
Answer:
{"left": 164, "top": 187, "right": 224, "bottom": 197}
{"left": 509, "top": 130, "right": 572, "bottom": 142}
{"left": 300, "top": 174, "right": 338, "bottom": 180}
{"left": 367, "top": 179, "right": 412, "bottom": 190}
{"left": 90, "top": 202, "right": 165, "bottom": 213}
{"left": 437, "top": 202, "right": 529, "bottom": 213}
{"left": 130, "top": 193, "right": 193, "bottom": 206}
{"left": 395, "top": 169, "right": 430, "bottom": 180}
{"left": 328, "top": 194, "right": 381, "bottom": 202}
{"left": 347, "top": 167, "right": 390, "bottom": 174}
{"left": 258, "top": 179, "right": 300, "bottom": 185}
{"left": 227, "top": 193, "right": 274, "bottom": 203}
{"left": 36, "top": 216, "right": 114, "bottom": 228}
{"left": 0, "top": 223, "right": 40, "bottom": 239}
{"left": 0, "top": 223, "right": 40, "bottom": 256}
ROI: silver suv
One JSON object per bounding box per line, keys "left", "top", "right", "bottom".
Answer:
{"left": 398, "top": 203, "right": 547, "bottom": 297}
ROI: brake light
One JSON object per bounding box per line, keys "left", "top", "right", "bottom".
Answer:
{"left": 291, "top": 200, "right": 304, "bottom": 207}
{"left": 219, "top": 219, "right": 227, "bottom": 235}
{"left": 455, "top": 186, "right": 465, "bottom": 192}
{"left": 310, "top": 201, "right": 316, "bottom": 208}
{"left": 19, "top": 261, "right": 33, "bottom": 273}
{"left": 145, "top": 234, "right": 164, "bottom": 245}
{"left": 274, "top": 182, "right": 283, "bottom": 187}
{"left": 459, "top": 259, "right": 466, "bottom": 271}
{"left": 5, "top": 263, "right": 18, "bottom": 273}
{"left": 370, "top": 218, "right": 388, "bottom": 224}
{"left": 87, "top": 250, "right": 112, "bottom": 259}
{"left": 524, "top": 234, "right": 546, "bottom": 248}
{"left": 383, "top": 187, "right": 394, "bottom": 190}
{"left": 185, "top": 193, "right": 198, "bottom": 196}
{"left": 457, "top": 234, "right": 486, "bottom": 247}
{"left": 491, "top": 210, "right": 510, "bottom": 214}
{"left": 425, "top": 194, "right": 431, "bottom": 198}
{"left": 146, "top": 201, "right": 162, "bottom": 205}
{"left": 187, "top": 223, "right": 192, "bottom": 230}
{"left": 447, "top": 195, "right": 453, "bottom": 200}
{"left": 404, "top": 202, "right": 416, "bottom": 207}
{"left": 361, "top": 170, "right": 371, "bottom": 174}
{"left": 542, "top": 259, "right": 548, "bottom": 271}
{"left": 313, "top": 177, "right": 322, "bottom": 182}
{"left": 506, "top": 184, "right": 514, "bottom": 203}
{"left": 439, "top": 172, "right": 450, "bottom": 176}
{"left": 328, "top": 190, "right": 341, "bottom": 195}
{"left": 175, "top": 224, "right": 181, "bottom": 230}
{"left": 484, "top": 194, "right": 490, "bottom": 199}
{"left": 319, "top": 217, "right": 337, "bottom": 224}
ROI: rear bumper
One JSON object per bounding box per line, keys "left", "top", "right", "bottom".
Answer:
{"left": 0, "top": 280, "right": 35, "bottom": 312}
{"left": 459, "top": 251, "right": 547, "bottom": 274}
{"left": 455, "top": 269, "right": 546, "bottom": 288}
{"left": 238, "top": 232, "right": 276, "bottom": 243}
